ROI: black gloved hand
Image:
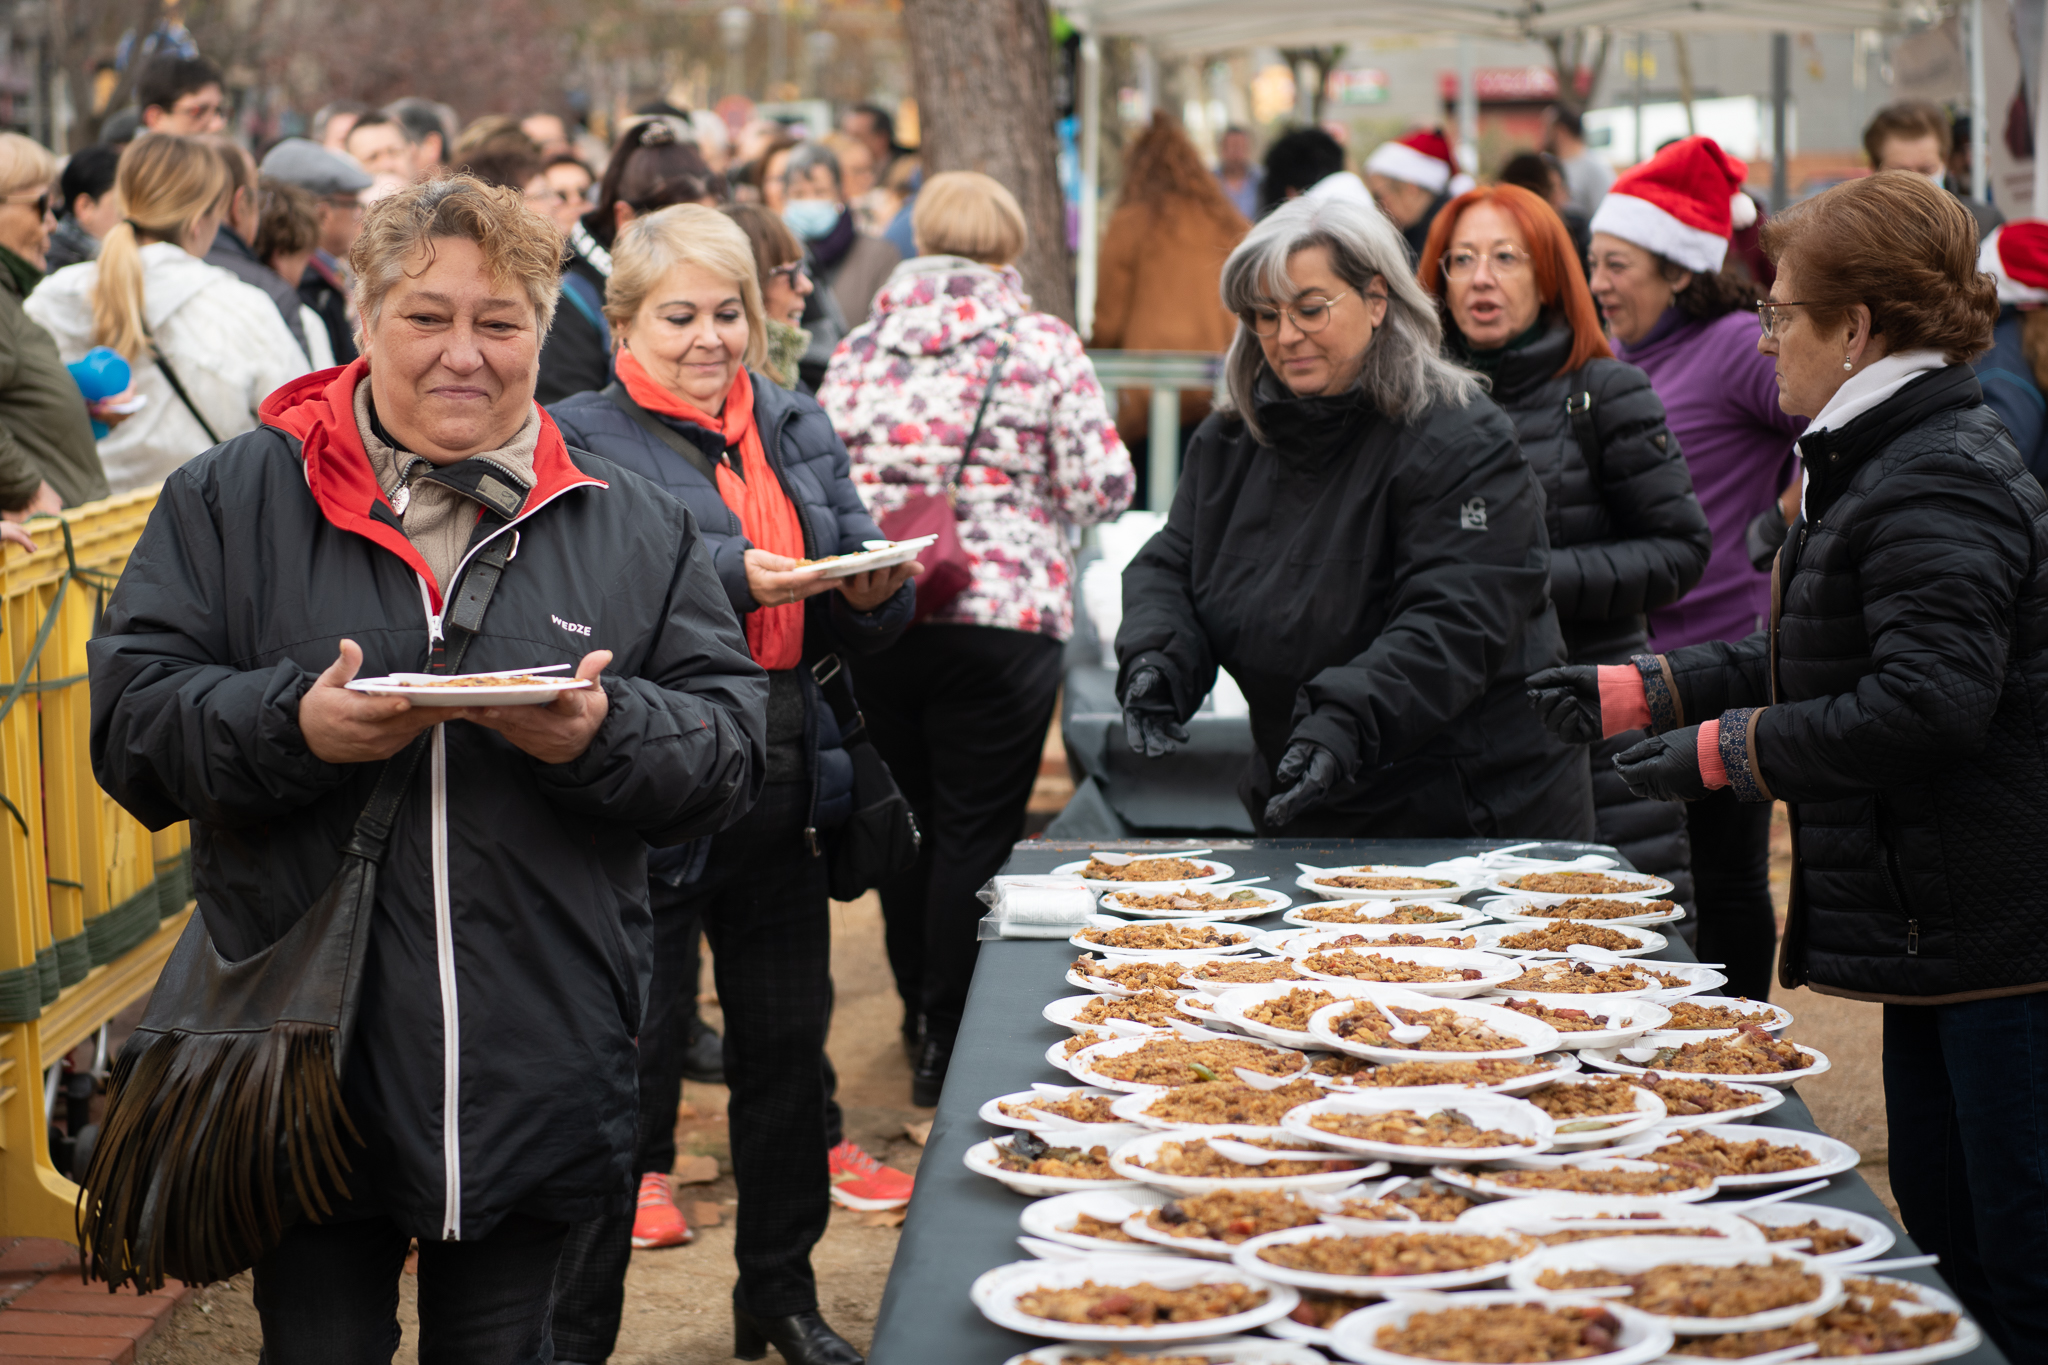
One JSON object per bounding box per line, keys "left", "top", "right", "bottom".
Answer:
{"left": 1263, "top": 740, "right": 1342, "bottom": 828}
{"left": 1525, "top": 665, "right": 1603, "bottom": 746}
{"left": 1121, "top": 666, "right": 1188, "bottom": 759}
{"left": 1613, "top": 727, "right": 1710, "bottom": 802}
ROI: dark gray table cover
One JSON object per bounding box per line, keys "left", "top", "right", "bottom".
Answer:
{"left": 868, "top": 838, "right": 2006, "bottom": 1365}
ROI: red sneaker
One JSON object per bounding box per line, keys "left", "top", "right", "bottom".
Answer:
{"left": 827, "top": 1140, "right": 915, "bottom": 1210}
{"left": 631, "top": 1171, "right": 694, "bottom": 1248}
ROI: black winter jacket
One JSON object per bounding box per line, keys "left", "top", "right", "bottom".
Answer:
{"left": 1117, "top": 380, "right": 1593, "bottom": 839}
{"left": 549, "top": 372, "right": 914, "bottom": 840}
{"left": 88, "top": 363, "right": 768, "bottom": 1239}
{"left": 535, "top": 229, "right": 613, "bottom": 406}
{"left": 1649, "top": 366, "right": 2048, "bottom": 1002}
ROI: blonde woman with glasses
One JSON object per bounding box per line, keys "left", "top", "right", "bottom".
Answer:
{"left": 28, "top": 133, "right": 307, "bottom": 493}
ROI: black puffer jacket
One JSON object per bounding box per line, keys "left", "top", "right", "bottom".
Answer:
{"left": 1650, "top": 366, "right": 2048, "bottom": 1002}
{"left": 88, "top": 362, "right": 768, "bottom": 1239}
{"left": 1481, "top": 319, "right": 1711, "bottom": 901}
{"left": 1117, "top": 380, "right": 1593, "bottom": 839}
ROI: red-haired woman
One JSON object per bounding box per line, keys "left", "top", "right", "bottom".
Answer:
{"left": 1419, "top": 183, "right": 1711, "bottom": 899}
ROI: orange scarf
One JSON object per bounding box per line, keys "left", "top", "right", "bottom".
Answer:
{"left": 618, "top": 350, "right": 805, "bottom": 669}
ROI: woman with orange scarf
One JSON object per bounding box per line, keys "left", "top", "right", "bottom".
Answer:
{"left": 546, "top": 206, "right": 917, "bottom": 1365}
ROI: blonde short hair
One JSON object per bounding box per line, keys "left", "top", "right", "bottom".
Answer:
{"left": 350, "top": 174, "right": 564, "bottom": 346}
{"left": 912, "top": 171, "right": 1027, "bottom": 266}
{"left": 0, "top": 132, "right": 56, "bottom": 200}
{"left": 605, "top": 204, "right": 767, "bottom": 371}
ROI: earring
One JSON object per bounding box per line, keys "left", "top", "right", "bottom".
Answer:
{"left": 1843, "top": 357, "right": 1854, "bottom": 371}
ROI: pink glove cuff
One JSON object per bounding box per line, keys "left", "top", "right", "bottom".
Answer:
{"left": 1596, "top": 665, "right": 1652, "bottom": 738}
{"left": 1697, "top": 719, "right": 1730, "bottom": 789}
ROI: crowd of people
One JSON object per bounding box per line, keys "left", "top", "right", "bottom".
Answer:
{"left": 0, "top": 41, "right": 2027, "bottom": 1364}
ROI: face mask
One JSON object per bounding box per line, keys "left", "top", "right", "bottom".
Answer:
{"left": 783, "top": 199, "right": 841, "bottom": 241}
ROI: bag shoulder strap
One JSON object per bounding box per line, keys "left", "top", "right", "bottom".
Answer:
{"left": 810, "top": 653, "right": 864, "bottom": 741}
{"left": 947, "top": 335, "right": 1014, "bottom": 494}
{"left": 1565, "top": 369, "right": 1604, "bottom": 489}
{"left": 559, "top": 273, "right": 613, "bottom": 353}
{"left": 603, "top": 381, "right": 720, "bottom": 485}
{"left": 148, "top": 335, "right": 224, "bottom": 447}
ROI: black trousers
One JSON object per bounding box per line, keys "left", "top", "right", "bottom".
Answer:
{"left": 253, "top": 1213, "right": 566, "bottom": 1364}
{"left": 860, "top": 624, "right": 1065, "bottom": 1041}
{"left": 552, "top": 782, "right": 840, "bottom": 1359}
{"left": 1685, "top": 787, "right": 1777, "bottom": 999}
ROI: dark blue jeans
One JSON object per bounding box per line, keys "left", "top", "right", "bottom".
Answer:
{"left": 253, "top": 1212, "right": 565, "bottom": 1364}
{"left": 1884, "top": 994, "right": 2048, "bottom": 1364}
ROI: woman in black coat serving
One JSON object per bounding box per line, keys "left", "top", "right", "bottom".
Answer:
{"left": 1531, "top": 172, "right": 2048, "bottom": 1359}
{"left": 1418, "top": 183, "right": 1711, "bottom": 912}
{"left": 1117, "top": 195, "right": 1592, "bottom": 838}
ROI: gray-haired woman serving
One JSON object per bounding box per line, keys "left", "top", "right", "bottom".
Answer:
{"left": 1117, "top": 195, "right": 1592, "bottom": 838}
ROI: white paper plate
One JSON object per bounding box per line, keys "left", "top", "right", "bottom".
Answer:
{"left": 1332, "top": 1290, "right": 1675, "bottom": 1365}
{"left": 1043, "top": 993, "right": 1191, "bottom": 1037}
{"left": 1638, "top": 996, "right": 1794, "bottom": 1039}
{"left": 1635, "top": 1123, "right": 1860, "bottom": 1188}
{"left": 1071, "top": 917, "right": 1263, "bottom": 958}
{"left": 1280, "top": 1090, "right": 1555, "bottom": 1164}
{"left": 1643, "top": 1273, "right": 1981, "bottom": 1365}
{"left": 346, "top": 668, "right": 590, "bottom": 706}
{"left": 1641, "top": 965, "right": 1729, "bottom": 1003}
{"left": 1305, "top": 991, "right": 1560, "bottom": 1064}
{"left": 965, "top": 1133, "right": 1147, "bottom": 1197}
{"left": 1506, "top": 1240, "right": 1842, "bottom": 1335}
{"left": 1098, "top": 886, "right": 1291, "bottom": 921}
{"left": 1481, "top": 896, "right": 1687, "bottom": 927}
{"left": 1519, "top": 1077, "right": 1671, "bottom": 1148}
{"left": 1456, "top": 1194, "right": 1765, "bottom": 1244}
{"left": 982, "top": 1085, "right": 1139, "bottom": 1133}
{"left": 1054, "top": 857, "right": 1235, "bottom": 892}
{"left": 1069, "top": 952, "right": 1227, "bottom": 997}
{"left": 1433, "top": 1157, "right": 1719, "bottom": 1205}
{"left": 1232, "top": 1221, "right": 1540, "bottom": 1296}
{"left": 1326, "top": 1050, "right": 1585, "bottom": 1096}
{"left": 1293, "top": 866, "right": 1478, "bottom": 902}
{"left": 1291, "top": 945, "right": 1523, "bottom": 999}
{"left": 1046, "top": 1034, "right": 1117, "bottom": 1076}
{"left": 1483, "top": 872, "right": 1676, "bottom": 905}
{"left": 1116, "top": 1191, "right": 1333, "bottom": 1260}
{"left": 1478, "top": 959, "right": 1666, "bottom": 1008}
{"left": 1579, "top": 1042, "right": 1832, "bottom": 1090}
{"left": 1478, "top": 998, "right": 1673, "bottom": 1053}
{"left": 1109, "top": 1125, "right": 1386, "bottom": 1195}
{"left": 1256, "top": 925, "right": 1488, "bottom": 958}
{"left": 1106, "top": 1080, "right": 1325, "bottom": 1132}
{"left": 1469, "top": 922, "right": 1669, "bottom": 958}
{"left": 1280, "top": 903, "right": 1494, "bottom": 931}
{"left": 1067, "top": 1032, "right": 1312, "bottom": 1094}
{"left": 1637, "top": 1077, "right": 1786, "bottom": 1127}
{"left": 970, "top": 1254, "right": 1300, "bottom": 1343}
{"left": 1179, "top": 959, "right": 1320, "bottom": 994}
{"left": 1204, "top": 980, "right": 1390, "bottom": 1051}
{"left": 1737, "top": 1200, "right": 1897, "bottom": 1266}
{"left": 1015, "top": 1187, "right": 1174, "bottom": 1256}
{"left": 1005, "top": 1337, "right": 1328, "bottom": 1365}
{"left": 790, "top": 534, "right": 937, "bottom": 578}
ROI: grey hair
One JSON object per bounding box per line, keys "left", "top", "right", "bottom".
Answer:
{"left": 783, "top": 140, "right": 842, "bottom": 194}
{"left": 1219, "top": 196, "right": 1481, "bottom": 443}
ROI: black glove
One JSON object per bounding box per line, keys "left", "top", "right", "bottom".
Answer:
{"left": 1525, "top": 665, "right": 1603, "bottom": 746}
{"left": 1263, "top": 740, "right": 1342, "bottom": 828}
{"left": 1122, "top": 666, "right": 1188, "bottom": 759}
{"left": 1613, "top": 727, "right": 1711, "bottom": 802}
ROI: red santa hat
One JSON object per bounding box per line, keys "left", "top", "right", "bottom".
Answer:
{"left": 1980, "top": 222, "right": 2048, "bottom": 305}
{"left": 1589, "top": 135, "right": 1758, "bottom": 275}
{"left": 1365, "top": 129, "right": 1457, "bottom": 195}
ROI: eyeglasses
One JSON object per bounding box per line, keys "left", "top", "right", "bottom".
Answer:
{"left": 1442, "top": 247, "right": 1532, "bottom": 280}
{"left": 768, "top": 260, "right": 809, "bottom": 287}
{"left": 1245, "top": 290, "right": 1353, "bottom": 338}
{"left": 525, "top": 186, "right": 568, "bottom": 207}
{"left": 1755, "top": 300, "right": 1816, "bottom": 339}
{"left": 3, "top": 190, "right": 50, "bottom": 217}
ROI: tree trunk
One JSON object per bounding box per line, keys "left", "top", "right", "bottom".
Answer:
{"left": 901, "top": 0, "right": 1073, "bottom": 325}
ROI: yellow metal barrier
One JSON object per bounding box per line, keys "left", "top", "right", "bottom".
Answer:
{"left": 0, "top": 490, "right": 190, "bottom": 1240}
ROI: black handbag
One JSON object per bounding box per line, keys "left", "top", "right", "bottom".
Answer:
{"left": 811, "top": 653, "right": 920, "bottom": 902}
{"left": 78, "top": 533, "right": 517, "bottom": 1291}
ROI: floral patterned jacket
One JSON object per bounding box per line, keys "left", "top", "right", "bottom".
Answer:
{"left": 819, "top": 256, "right": 1134, "bottom": 640}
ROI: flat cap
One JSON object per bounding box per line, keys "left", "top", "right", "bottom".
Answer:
{"left": 259, "top": 137, "right": 373, "bottom": 197}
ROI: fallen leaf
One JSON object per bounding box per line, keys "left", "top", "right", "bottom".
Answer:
{"left": 673, "top": 1155, "right": 721, "bottom": 1184}
{"left": 690, "top": 1201, "right": 723, "bottom": 1228}
{"left": 861, "top": 1207, "right": 907, "bottom": 1228}
{"left": 903, "top": 1120, "right": 932, "bottom": 1147}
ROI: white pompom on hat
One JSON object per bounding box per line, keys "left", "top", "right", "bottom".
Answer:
{"left": 1364, "top": 128, "right": 1458, "bottom": 195}
{"left": 1980, "top": 222, "right": 2048, "bottom": 305}
{"left": 1589, "top": 135, "right": 1755, "bottom": 275}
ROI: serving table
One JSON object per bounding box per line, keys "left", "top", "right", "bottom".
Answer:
{"left": 867, "top": 838, "right": 2008, "bottom": 1365}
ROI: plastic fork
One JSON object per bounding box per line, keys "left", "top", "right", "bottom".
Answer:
{"left": 1722, "top": 1179, "right": 1832, "bottom": 1209}
{"left": 1091, "top": 848, "right": 1213, "bottom": 866}
{"left": 1854, "top": 1254, "right": 1940, "bottom": 1272}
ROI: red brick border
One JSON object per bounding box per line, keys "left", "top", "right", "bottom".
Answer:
{"left": 0, "top": 1239, "right": 190, "bottom": 1364}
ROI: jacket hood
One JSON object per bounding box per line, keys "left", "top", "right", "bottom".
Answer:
{"left": 261, "top": 358, "right": 600, "bottom": 608}
{"left": 26, "top": 241, "right": 230, "bottom": 330}
{"left": 866, "top": 255, "right": 1027, "bottom": 357}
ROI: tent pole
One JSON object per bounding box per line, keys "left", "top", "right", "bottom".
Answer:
{"left": 1077, "top": 29, "right": 1103, "bottom": 341}
{"left": 1970, "top": 0, "right": 1989, "bottom": 200}
{"left": 1772, "top": 32, "right": 1790, "bottom": 211}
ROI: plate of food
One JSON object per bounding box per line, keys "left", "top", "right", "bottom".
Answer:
{"left": 1455, "top": 1194, "right": 1764, "bottom": 1246}
{"left": 1054, "top": 853, "right": 1235, "bottom": 891}
{"left": 1310, "top": 1174, "right": 1479, "bottom": 1224}
{"left": 1433, "top": 1156, "right": 1720, "bottom": 1205}
{"left": 1485, "top": 998, "right": 1672, "bottom": 1052}
{"left": 983, "top": 1084, "right": 1138, "bottom": 1133}
{"left": 1481, "top": 897, "right": 1688, "bottom": 927}
{"left": 1262, "top": 1291, "right": 1377, "bottom": 1347}
{"left": 1067, "top": 1031, "right": 1313, "bottom": 1093}
{"left": 1016, "top": 1187, "right": 1174, "bottom": 1256}
{"left": 1070, "top": 919, "right": 1262, "bottom": 957}
{"left": 1307, "top": 992, "right": 1561, "bottom": 1063}
{"left": 1206, "top": 980, "right": 1386, "bottom": 1051}
{"left": 1290, "top": 945, "right": 1522, "bottom": 998}
{"left": 1507, "top": 1241, "right": 1843, "bottom": 1336}
{"left": 1485, "top": 870, "right": 1677, "bottom": 905}
{"left": 346, "top": 665, "right": 591, "bottom": 706}
{"left": 1280, "top": 902, "right": 1494, "bottom": 930}
{"left": 1098, "top": 886, "right": 1290, "bottom": 921}
{"left": 1640, "top": 996, "right": 1794, "bottom": 1039}
{"left": 1471, "top": 921, "right": 1669, "bottom": 958}
{"left": 1634, "top": 1074, "right": 1785, "bottom": 1127}
{"left": 1333, "top": 1291, "right": 1674, "bottom": 1365}
{"left": 1256, "top": 925, "right": 1485, "bottom": 957}
{"left": 965, "top": 1130, "right": 1145, "bottom": 1197}
{"left": 1293, "top": 866, "right": 1478, "bottom": 902}
{"left": 1003, "top": 1338, "right": 1329, "bottom": 1365}
{"left": 1042, "top": 991, "right": 1199, "bottom": 1037}
{"left": 1482, "top": 958, "right": 1666, "bottom": 1007}
{"left": 1068, "top": 954, "right": 1212, "bottom": 997}
{"left": 1736, "top": 1201, "right": 1896, "bottom": 1265}
{"left": 970, "top": 1254, "right": 1300, "bottom": 1343}
{"left": 1281, "top": 1091, "right": 1555, "bottom": 1164}
{"left": 1179, "top": 957, "right": 1317, "bottom": 993}
{"left": 790, "top": 534, "right": 938, "bottom": 578}
{"left": 1639, "top": 964, "right": 1729, "bottom": 1003}
{"left": 1581, "top": 1033, "right": 1831, "bottom": 1089}
{"left": 1119, "top": 1187, "right": 1331, "bottom": 1259}
{"left": 1046, "top": 1030, "right": 1116, "bottom": 1076}
{"left": 1634, "top": 1124, "right": 1860, "bottom": 1189}
{"left": 1651, "top": 1272, "right": 1982, "bottom": 1364}
{"left": 1108, "top": 1077, "right": 1329, "bottom": 1132}
{"left": 1334, "top": 1051, "right": 1585, "bottom": 1096}
{"left": 1232, "top": 1222, "right": 1540, "bottom": 1296}
{"left": 1108, "top": 1125, "right": 1386, "bottom": 1195}
{"left": 1519, "top": 1077, "right": 1670, "bottom": 1148}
